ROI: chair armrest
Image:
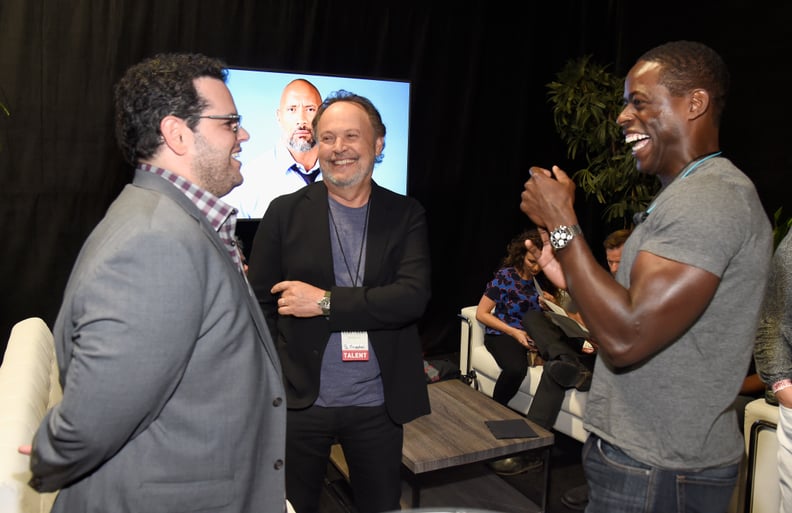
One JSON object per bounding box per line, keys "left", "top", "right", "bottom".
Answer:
{"left": 0, "top": 317, "right": 61, "bottom": 513}
{"left": 459, "top": 306, "right": 483, "bottom": 375}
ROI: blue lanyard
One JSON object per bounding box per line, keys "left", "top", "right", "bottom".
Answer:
{"left": 643, "top": 151, "right": 722, "bottom": 217}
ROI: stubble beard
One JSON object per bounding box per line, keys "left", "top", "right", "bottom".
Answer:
{"left": 193, "top": 133, "right": 240, "bottom": 198}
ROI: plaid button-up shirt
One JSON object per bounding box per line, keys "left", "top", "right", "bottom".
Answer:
{"left": 139, "top": 164, "right": 244, "bottom": 273}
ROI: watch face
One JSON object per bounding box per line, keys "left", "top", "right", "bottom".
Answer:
{"left": 550, "top": 226, "right": 572, "bottom": 249}
{"left": 319, "top": 296, "right": 331, "bottom": 315}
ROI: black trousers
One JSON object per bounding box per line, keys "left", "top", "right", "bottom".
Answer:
{"left": 286, "top": 404, "right": 403, "bottom": 513}
{"left": 522, "top": 310, "right": 595, "bottom": 429}
{"left": 484, "top": 332, "right": 529, "bottom": 406}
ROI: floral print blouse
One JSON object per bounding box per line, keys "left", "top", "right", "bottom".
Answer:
{"left": 483, "top": 266, "right": 542, "bottom": 336}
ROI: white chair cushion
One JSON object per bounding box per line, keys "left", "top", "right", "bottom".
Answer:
{"left": 0, "top": 318, "right": 61, "bottom": 513}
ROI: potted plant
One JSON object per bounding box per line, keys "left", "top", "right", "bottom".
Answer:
{"left": 546, "top": 55, "right": 659, "bottom": 227}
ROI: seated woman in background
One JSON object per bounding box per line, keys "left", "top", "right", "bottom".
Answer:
{"left": 476, "top": 228, "right": 556, "bottom": 406}
{"left": 475, "top": 228, "right": 556, "bottom": 475}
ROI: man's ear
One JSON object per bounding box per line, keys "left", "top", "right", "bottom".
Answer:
{"left": 375, "top": 137, "right": 384, "bottom": 157}
{"left": 689, "top": 89, "right": 710, "bottom": 121}
{"left": 160, "top": 115, "right": 190, "bottom": 156}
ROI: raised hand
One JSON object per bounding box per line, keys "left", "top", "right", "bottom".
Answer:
{"left": 526, "top": 227, "right": 567, "bottom": 289}
{"left": 520, "top": 165, "right": 577, "bottom": 230}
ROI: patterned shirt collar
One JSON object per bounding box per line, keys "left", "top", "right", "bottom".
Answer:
{"left": 138, "top": 164, "right": 243, "bottom": 272}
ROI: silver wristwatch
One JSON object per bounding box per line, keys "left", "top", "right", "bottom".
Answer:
{"left": 549, "top": 224, "right": 582, "bottom": 250}
{"left": 318, "top": 291, "right": 331, "bottom": 316}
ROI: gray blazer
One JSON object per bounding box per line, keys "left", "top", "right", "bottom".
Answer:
{"left": 29, "top": 170, "right": 287, "bottom": 513}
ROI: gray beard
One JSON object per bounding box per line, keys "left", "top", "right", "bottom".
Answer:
{"left": 288, "top": 137, "right": 315, "bottom": 153}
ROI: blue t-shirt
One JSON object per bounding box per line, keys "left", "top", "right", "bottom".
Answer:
{"left": 315, "top": 198, "right": 383, "bottom": 407}
{"left": 483, "top": 267, "right": 542, "bottom": 335}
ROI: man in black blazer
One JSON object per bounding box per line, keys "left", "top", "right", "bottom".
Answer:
{"left": 248, "top": 90, "right": 431, "bottom": 513}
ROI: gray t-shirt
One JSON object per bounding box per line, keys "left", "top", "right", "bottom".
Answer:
{"left": 584, "top": 156, "right": 772, "bottom": 469}
{"left": 315, "top": 198, "right": 385, "bottom": 407}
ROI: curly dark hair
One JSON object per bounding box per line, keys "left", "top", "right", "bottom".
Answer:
{"left": 499, "top": 229, "right": 557, "bottom": 294}
{"left": 113, "top": 53, "right": 228, "bottom": 166}
{"left": 312, "top": 89, "right": 386, "bottom": 164}
{"left": 638, "top": 41, "right": 730, "bottom": 124}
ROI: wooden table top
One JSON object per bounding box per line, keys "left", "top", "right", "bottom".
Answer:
{"left": 402, "top": 379, "right": 554, "bottom": 474}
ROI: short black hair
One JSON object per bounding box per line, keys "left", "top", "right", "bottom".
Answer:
{"left": 638, "top": 41, "right": 730, "bottom": 124}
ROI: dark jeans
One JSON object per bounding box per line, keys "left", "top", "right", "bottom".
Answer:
{"left": 522, "top": 310, "right": 595, "bottom": 429}
{"left": 484, "top": 332, "right": 529, "bottom": 406}
{"left": 286, "top": 404, "right": 403, "bottom": 513}
{"left": 583, "top": 434, "right": 739, "bottom": 513}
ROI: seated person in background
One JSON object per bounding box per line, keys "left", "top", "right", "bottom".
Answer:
{"left": 475, "top": 228, "right": 557, "bottom": 475}
{"left": 603, "top": 228, "right": 632, "bottom": 275}
{"left": 521, "top": 305, "right": 595, "bottom": 429}
{"left": 476, "top": 229, "right": 557, "bottom": 406}
{"left": 531, "top": 227, "right": 630, "bottom": 512}
{"left": 521, "top": 228, "right": 634, "bottom": 431}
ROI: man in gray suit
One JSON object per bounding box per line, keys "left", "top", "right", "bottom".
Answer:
{"left": 19, "top": 53, "right": 288, "bottom": 513}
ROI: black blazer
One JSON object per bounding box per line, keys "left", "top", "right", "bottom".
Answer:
{"left": 248, "top": 181, "right": 431, "bottom": 425}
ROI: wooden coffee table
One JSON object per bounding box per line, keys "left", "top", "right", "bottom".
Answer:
{"left": 331, "top": 379, "right": 554, "bottom": 512}
{"left": 402, "top": 379, "right": 554, "bottom": 510}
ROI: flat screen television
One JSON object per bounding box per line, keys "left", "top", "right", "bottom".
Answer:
{"left": 223, "top": 67, "right": 411, "bottom": 221}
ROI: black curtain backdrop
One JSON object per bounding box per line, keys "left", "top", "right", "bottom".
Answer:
{"left": 2, "top": 1, "right": 791, "bottom": 360}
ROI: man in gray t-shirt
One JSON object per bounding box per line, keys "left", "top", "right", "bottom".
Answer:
{"left": 591, "top": 157, "right": 769, "bottom": 468}
{"left": 520, "top": 41, "right": 772, "bottom": 513}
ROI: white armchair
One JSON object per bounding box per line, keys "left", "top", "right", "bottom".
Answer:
{"left": 741, "top": 398, "right": 781, "bottom": 513}
{"left": 458, "top": 305, "right": 589, "bottom": 442}
{"left": 0, "top": 318, "right": 61, "bottom": 513}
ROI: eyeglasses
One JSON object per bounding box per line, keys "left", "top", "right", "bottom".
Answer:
{"left": 196, "top": 114, "right": 242, "bottom": 133}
